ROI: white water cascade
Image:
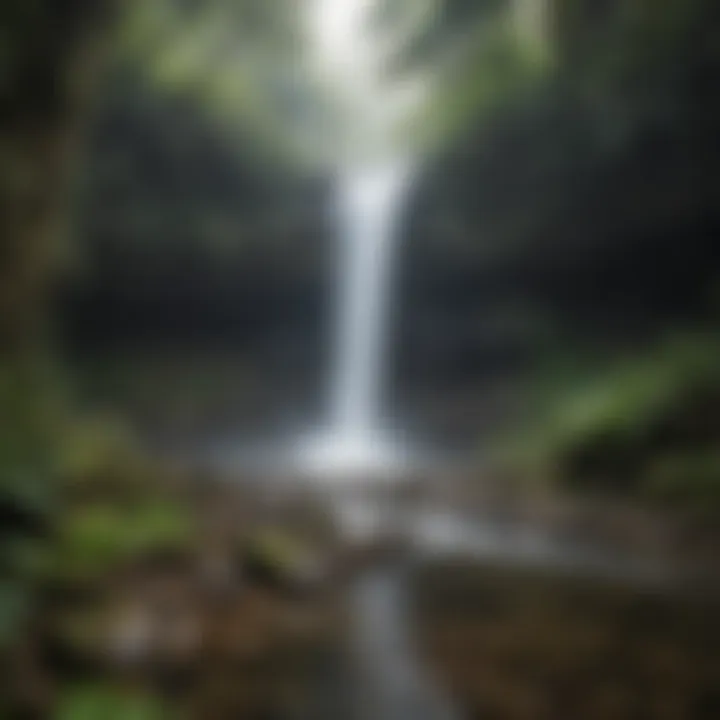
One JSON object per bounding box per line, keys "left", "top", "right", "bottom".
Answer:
{"left": 331, "top": 164, "right": 410, "bottom": 437}
{"left": 302, "top": 161, "right": 413, "bottom": 476}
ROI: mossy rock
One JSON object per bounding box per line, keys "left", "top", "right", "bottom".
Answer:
{"left": 57, "top": 418, "right": 153, "bottom": 498}
{"left": 55, "top": 685, "right": 170, "bottom": 720}
{"left": 242, "top": 529, "right": 321, "bottom": 594}
{"left": 52, "top": 502, "right": 194, "bottom": 581}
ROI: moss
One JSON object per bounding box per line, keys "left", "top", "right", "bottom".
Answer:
{"left": 645, "top": 452, "right": 720, "bottom": 505}
{"left": 495, "top": 331, "right": 720, "bottom": 505}
{"left": 55, "top": 685, "right": 170, "bottom": 720}
{"left": 52, "top": 501, "right": 193, "bottom": 581}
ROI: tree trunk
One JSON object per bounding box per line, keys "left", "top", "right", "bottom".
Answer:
{"left": 0, "top": 1, "right": 116, "bottom": 351}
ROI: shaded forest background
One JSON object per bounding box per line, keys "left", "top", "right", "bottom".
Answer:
{"left": 1, "top": 0, "right": 720, "bottom": 716}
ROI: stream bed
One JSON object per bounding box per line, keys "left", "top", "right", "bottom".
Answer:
{"left": 326, "top": 494, "right": 720, "bottom": 720}
{"left": 413, "top": 559, "right": 720, "bottom": 719}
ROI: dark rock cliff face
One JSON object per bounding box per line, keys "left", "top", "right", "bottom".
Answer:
{"left": 63, "top": 91, "right": 329, "bottom": 353}
{"left": 403, "top": 74, "right": 720, "bottom": 361}
{"left": 395, "top": 0, "right": 720, "bottom": 431}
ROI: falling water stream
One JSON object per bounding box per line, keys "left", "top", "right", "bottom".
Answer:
{"left": 331, "top": 163, "right": 411, "bottom": 449}
{"left": 303, "top": 161, "right": 412, "bottom": 474}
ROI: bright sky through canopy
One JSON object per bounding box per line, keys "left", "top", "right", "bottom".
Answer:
{"left": 306, "top": 0, "right": 434, "bottom": 163}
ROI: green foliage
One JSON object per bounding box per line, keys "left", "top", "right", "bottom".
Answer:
{"left": 0, "top": 579, "right": 31, "bottom": 648}
{"left": 115, "top": 0, "right": 556, "bottom": 166}
{"left": 0, "top": 358, "right": 64, "bottom": 475}
{"left": 247, "top": 529, "right": 304, "bottom": 571}
{"left": 115, "top": 0, "right": 319, "bottom": 166}
{"left": 57, "top": 418, "right": 151, "bottom": 494}
{"left": 496, "top": 331, "right": 720, "bottom": 505}
{"left": 53, "top": 501, "right": 192, "bottom": 580}
{"left": 0, "top": 358, "right": 67, "bottom": 649}
{"left": 410, "top": 9, "right": 553, "bottom": 157}
{"left": 55, "top": 685, "right": 169, "bottom": 720}
{"left": 112, "top": 0, "right": 716, "bottom": 166}
{"left": 543, "top": 335, "right": 717, "bottom": 448}
{"left": 646, "top": 452, "right": 720, "bottom": 506}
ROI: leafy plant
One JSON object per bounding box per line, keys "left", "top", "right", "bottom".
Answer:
{"left": 55, "top": 685, "right": 169, "bottom": 720}
{"left": 53, "top": 501, "right": 193, "bottom": 579}
{"left": 495, "top": 331, "right": 720, "bottom": 504}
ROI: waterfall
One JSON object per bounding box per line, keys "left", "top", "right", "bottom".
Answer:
{"left": 331, "top": 162, "right": 411, "bottom": 437}
{"left": 301, "top": 161, "right": 413, "bottom": 475}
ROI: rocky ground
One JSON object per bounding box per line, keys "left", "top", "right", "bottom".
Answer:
{"left": 8, "top": 450, "right": 718, "bottom": 719}
{"left": 414, "top": 561, "right": 720, "bottom": 720}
